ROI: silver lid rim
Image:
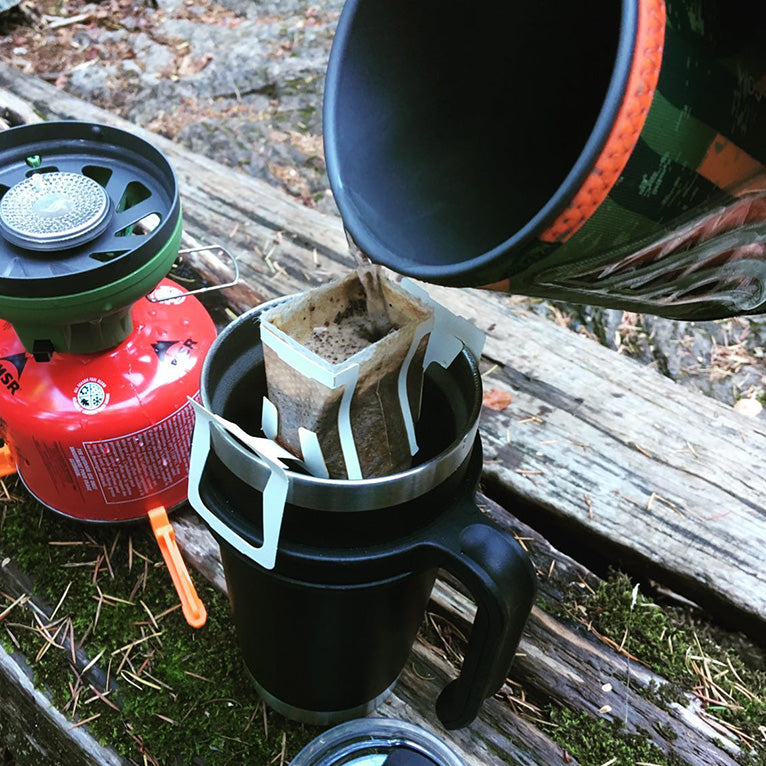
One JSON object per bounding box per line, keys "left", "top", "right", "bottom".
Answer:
{"left": 290, "top": 718, "right": 467, "bottom": 766}
{"left": 200, "top": 296, "right": 483, "bottom": 512}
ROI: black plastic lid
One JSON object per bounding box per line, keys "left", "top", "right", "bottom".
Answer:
{"left": 290, "top": 719, "right": 466, "bottom": 766}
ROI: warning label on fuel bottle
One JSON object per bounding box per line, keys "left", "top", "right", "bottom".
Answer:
{"left": 73, "top": 377, "right": 110, "bottom": 412}
{"left": 81, "top": 399, "right": 197, "bottom": 504}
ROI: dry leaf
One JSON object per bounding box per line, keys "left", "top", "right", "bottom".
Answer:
{"left": 267, "top": 162, "right": 314, "bottom": 205}
{"left": 177, "top": 53, "right": 213, "bottom": 77}
{"left": 288, "top": 131, "right": 324, "bottom": 160}
{"left": 482, "top": 388, "right": 512, "bottom": 411}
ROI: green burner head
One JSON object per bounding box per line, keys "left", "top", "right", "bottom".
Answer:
{"left": 0, "top": 121, "right": 182, "bottom": 356}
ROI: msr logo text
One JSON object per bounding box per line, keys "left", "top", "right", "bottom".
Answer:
{"left": 0, "top": 363, "right": 20, "bottom": 395}
{"left": 0, "top": 353, "right": 27, "bottom": 396}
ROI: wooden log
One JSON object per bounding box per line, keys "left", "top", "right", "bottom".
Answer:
{"left": 432, "top": 584, "right": 741, "bottom": 766}
{"left": 0, "top": 644, "right": 127, "bottom": 766}
{"left": 424, "top": 283, "right": 766, "bottom": 638}
{"left": 0, "top": 561, "right": 130, "bottom": 766}
{"left": 0, "top": 65, "right": 758, "bottom": 765}
{"left": 0, "top": 496, "right": 745, "bottom": 766}
{"left": 0, "top": 86, "right": 42, "bottom": 129}
{"left": 383, "top": 639, "right": 577, "bottom": 766}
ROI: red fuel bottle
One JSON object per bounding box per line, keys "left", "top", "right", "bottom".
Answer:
{"left": 0, "top": 278, "right": 215, "bottom": 523}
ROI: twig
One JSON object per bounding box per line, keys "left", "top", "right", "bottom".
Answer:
{"left": 624, "top": 583, "right": 639, "bottom": 727}
{"left": 69, "top": 712, "right": 101, "bottom": 730}
{"left": 112, "top": 631, "right": 164, "bottom": 656}
{"left": 80, "top": 649, "right": 105, "bottom": 676}
{"left": 45, "top": 12, "right": 93, "bottom": 29}
{"left": 0, "top": 593, "right": 28, "bottom": 623}
{"left": 122, "top": 670, "right": 162, "bottom": 691}
{"left": 84, "top": 685, "right": 120, "bottom": 712}
{"left": 50, "top": 581, "right": 72, "bottom": 622}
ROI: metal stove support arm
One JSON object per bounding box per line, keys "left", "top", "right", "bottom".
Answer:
{"left": 145, "top": 245, "right": 240, "bottom": 302}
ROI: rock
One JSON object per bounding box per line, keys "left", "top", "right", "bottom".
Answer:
{"left": 177, "top": 120, "right": 271, "bottom": 178}
{"left": 121, "top": 16, "right": 139, "bottom": 32}
{"left": 99, "top": 29, "right": 128, "bottom": 44}
{"left": 67, "top": 64, "right": 116, "bottom": 103}
{"left": 546, "top": 303, "right": 765, "bottom": 412}
{"left": 131, "top": 32, "right": 176, "bottom": 75}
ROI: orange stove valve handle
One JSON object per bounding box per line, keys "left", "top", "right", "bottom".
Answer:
{"left": 0, "top": 442, "right": 16, "bottom": 478}
{"left": 148, "top": 505, "right": 207, "bottom": 629}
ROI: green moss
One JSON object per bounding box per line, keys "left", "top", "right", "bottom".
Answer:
{"left": 547, "top": 707, "right": 688, "bottom": 766}
{"left": 0, "top": 486, "right": 319, "bottom": 764}
{"left": 574, "top": 572, "right": 690, "bottom": 683}
{"left": 655, "top": 721, "right": 679, "bottom": 742}
{"left": 567, "top": 571, "right": 766, "bottom": 764}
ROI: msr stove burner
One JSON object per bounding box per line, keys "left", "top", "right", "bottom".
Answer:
{"left": 0, "top": 171, "right": 111, "bottom": 251}
{"left": 0, "top": 120, "right": 182, "bottom": 355}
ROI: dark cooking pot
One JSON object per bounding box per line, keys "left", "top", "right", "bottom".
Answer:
{"left": 324, "top": 0, "right": 766, "bottom": 319}
{"left": 187, "top": 299, "right": 537, "bottom": 729}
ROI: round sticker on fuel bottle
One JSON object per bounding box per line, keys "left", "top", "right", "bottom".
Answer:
{"left": 74, "top": 377, "right": 110, "bottom": 411}
{"left": 148, "top": 284, "right": 186, "bottom": 305}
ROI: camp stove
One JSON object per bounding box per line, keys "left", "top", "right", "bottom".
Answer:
{"left": 0, "top": 121, "right": 223, "bottom": 628}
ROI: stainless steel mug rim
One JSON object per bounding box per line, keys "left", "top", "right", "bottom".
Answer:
{"left": 200, "top": 298, "right": 482, "bottom": 512}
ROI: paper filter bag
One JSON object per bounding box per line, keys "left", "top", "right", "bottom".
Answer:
{"left": 260, "top": 269, "right": 434, "bottom": 479}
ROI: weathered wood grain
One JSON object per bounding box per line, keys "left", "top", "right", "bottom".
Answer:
{"left": 0, "top": 86, "right": 41, "bottom": 128}
{"left": 425, "top": 284, "right": 766, "bottom": 636}
{"left": 0, "top": 561, "right": 129, "bottom": 766}
{"left": 1, "top": 496, "right": 744, "bottom": 766}
{"left": 384, "top": 638, "right": 577, "bottom": 766}
{"left": 0, "top": 64, "right": 761, "bottom": 764}
{"left": 0, "top": 644, "right": 128, "bottom": 766}
{"left": 433, "top": 584, "right": 741, "bottom": 766}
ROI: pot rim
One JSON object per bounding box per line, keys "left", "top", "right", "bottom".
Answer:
{"left": 291, "top": 717, "right": 467, "bottom": 766}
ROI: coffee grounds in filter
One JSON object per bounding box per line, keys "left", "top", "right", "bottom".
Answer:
{"left": 260, "top": 269, "right": 434, "bottom": 479}
{"left": 303, "top": 298, "right": 396, "bottom": 364}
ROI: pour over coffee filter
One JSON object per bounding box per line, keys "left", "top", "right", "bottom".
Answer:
{"left": 260, "top": 270, "right": 433, "bottom": 479}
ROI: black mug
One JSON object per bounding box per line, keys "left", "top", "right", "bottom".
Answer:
{"left": 188, "top": 302, "right": 537, "bottom": 729}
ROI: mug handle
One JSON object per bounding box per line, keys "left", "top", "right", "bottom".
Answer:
{"left": 420, "top": 493, "right": 537, "bottom": 730}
